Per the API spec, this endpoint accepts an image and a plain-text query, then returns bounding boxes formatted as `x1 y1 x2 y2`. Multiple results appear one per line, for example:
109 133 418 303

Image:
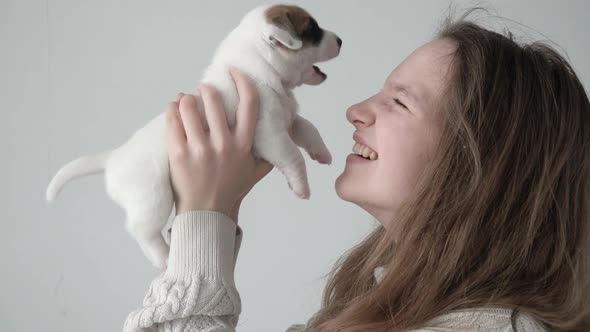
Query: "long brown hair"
306 11 590 332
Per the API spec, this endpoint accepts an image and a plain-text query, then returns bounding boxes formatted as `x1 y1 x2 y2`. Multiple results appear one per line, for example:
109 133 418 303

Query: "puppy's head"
247 4 342 86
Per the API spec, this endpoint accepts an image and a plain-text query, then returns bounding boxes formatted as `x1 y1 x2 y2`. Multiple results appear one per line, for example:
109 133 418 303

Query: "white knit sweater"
123 211 549 332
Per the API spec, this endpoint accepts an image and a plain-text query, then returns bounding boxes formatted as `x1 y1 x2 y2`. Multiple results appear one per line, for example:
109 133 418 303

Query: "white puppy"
46 4 341 270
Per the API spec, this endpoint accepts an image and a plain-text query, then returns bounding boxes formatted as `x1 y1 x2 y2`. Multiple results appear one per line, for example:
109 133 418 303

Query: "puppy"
46 4 341 270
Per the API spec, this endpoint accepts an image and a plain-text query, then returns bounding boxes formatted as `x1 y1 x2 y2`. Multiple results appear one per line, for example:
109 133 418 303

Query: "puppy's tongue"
313 65 327 78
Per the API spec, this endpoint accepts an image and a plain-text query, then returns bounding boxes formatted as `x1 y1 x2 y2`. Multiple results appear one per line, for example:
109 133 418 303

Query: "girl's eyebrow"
390 82 422 105
387 80 434 117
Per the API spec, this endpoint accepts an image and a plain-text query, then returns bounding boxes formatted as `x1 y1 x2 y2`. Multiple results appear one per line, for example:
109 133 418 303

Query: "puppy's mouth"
313 65 327 79
301 65 327 86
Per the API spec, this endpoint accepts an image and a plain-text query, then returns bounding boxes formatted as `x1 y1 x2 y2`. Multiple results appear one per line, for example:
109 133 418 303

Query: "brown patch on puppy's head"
264 4 324 49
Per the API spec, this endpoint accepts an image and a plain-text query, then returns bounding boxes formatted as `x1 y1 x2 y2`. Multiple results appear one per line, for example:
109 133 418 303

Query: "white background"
2 0 589 331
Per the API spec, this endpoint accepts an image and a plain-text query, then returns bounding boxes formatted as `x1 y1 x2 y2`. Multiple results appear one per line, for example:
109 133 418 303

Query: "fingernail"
174 92 184 103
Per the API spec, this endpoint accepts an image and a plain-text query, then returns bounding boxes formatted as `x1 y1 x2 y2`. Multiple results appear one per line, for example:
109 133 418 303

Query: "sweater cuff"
165 210 238 281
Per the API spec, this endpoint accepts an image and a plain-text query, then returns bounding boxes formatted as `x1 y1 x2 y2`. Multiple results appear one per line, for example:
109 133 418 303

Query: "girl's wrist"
174 196 242 222
175 201 233 218
229 200 242 224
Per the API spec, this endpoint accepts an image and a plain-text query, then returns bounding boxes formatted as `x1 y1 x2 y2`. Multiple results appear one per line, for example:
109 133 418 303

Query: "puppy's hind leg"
125 202 173 271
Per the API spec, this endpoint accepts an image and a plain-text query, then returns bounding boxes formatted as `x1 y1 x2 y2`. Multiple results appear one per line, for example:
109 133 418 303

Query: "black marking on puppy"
301 17 324 46
265 5 325 49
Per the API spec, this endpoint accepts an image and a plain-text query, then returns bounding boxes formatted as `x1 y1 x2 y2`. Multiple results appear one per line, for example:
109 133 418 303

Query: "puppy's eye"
393 98 408 109
302 18 323 44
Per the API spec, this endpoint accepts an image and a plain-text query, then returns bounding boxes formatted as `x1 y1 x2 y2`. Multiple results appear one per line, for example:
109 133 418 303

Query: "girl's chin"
334 176 346 199
334 174 358 203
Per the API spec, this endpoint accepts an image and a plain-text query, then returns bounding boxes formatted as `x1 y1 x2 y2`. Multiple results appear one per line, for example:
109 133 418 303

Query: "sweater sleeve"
123 210 243 332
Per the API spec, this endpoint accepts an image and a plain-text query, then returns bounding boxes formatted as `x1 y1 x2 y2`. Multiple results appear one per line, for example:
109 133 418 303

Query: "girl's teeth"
362 148 370 158
352 142 378 160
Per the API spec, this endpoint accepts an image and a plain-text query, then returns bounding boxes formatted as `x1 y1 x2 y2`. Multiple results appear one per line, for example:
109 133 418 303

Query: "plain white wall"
2 0 588 331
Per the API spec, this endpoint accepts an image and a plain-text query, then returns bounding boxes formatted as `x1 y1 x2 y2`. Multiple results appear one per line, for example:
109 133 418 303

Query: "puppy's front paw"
295 188 310 199
310 149 332 165
288 181 310 199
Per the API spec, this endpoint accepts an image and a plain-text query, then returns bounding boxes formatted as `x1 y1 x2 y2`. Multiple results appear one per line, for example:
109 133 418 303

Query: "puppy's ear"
262 23 302 50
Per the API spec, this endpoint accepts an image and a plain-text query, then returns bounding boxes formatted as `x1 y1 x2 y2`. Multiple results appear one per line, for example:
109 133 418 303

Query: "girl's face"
335 38 457 228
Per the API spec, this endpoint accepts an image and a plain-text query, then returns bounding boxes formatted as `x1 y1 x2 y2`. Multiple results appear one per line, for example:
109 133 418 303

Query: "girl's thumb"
254 159 274 180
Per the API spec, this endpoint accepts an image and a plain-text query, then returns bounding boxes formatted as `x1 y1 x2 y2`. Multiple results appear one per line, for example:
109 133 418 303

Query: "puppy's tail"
46 150 111 202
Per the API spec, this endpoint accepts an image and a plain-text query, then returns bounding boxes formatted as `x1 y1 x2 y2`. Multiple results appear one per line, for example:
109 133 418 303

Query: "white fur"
46 4 341 270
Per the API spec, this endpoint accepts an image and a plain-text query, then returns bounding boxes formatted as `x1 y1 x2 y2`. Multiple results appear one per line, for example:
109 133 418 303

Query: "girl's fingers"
165 101 188 156
174 92 184 103
230 67 259 148
178 94 207 144
199 84 231 145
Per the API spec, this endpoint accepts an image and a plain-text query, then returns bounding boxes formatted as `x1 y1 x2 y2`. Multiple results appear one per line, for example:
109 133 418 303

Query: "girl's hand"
165 68 273 220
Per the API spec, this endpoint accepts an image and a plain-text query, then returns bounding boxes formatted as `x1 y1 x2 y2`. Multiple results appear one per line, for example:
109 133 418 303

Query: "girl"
124 12 590 332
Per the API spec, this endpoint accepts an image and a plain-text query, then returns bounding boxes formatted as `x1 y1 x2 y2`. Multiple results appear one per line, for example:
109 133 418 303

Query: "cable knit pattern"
123 211 243 332
123 210 549 332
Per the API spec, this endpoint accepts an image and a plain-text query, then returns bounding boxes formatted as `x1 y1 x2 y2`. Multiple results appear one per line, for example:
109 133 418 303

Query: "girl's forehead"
386 39 457 109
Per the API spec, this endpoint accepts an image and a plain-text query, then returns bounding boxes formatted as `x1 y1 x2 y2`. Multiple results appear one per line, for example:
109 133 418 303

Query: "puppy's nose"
336 37 342 47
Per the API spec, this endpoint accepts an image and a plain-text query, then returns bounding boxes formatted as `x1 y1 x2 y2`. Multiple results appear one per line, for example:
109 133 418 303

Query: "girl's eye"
393 98 408 109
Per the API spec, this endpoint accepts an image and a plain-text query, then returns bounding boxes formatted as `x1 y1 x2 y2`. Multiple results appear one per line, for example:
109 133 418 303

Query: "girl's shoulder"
415 307 549 332
284 308 549 332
